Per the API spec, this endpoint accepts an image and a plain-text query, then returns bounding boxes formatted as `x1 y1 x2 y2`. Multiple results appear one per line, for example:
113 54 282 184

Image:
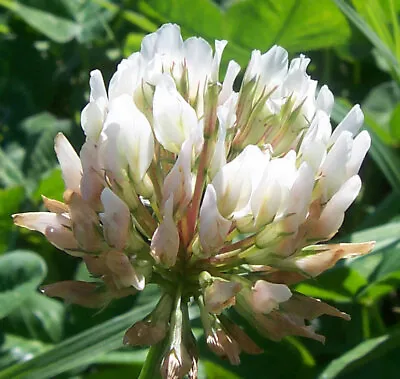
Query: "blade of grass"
319 329 400 379
0 299 157 379
389 0 400 61
364 0 394 51
93 0 157 32
333 0 400 80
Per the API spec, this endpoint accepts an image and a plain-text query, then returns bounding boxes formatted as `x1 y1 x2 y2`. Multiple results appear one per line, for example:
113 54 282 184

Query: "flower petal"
150 195 180 267
153 75 199 153
251 280 292 314
329 104 364 145
295 242 375 277
162 139 194 213
199 184 232 256
54 133 82 192
100 188 131 249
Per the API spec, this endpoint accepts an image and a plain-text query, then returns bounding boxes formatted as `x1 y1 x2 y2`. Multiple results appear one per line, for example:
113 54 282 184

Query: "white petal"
162 139 194 213
140 30 158 61
217 92 238 130
251 151 299 227
251 280 292 314
212 145 263 217
243 50 262 84
209 124 227 180
153 23 183 58
299 111 331 171
265 151 297 214
251 178 281 229
150 195 179 267
100 188 131 249
285 162 314 228
259 45 289 90
105 94 154 181
219 60 241 105
289 54 311 72
153 75 199 153
316 85 334 115
199 184 232 256
321 131 353 201
13 212 70 234
89 70 107 103
54 133 82 192
317 175 361 237
211 40 228 82
184 37 213 100
101 122 124 182
118 98 154 181
80 140 104 204
81 102 105 141
329 105 364 145
347 130 371 177
108 56 142 100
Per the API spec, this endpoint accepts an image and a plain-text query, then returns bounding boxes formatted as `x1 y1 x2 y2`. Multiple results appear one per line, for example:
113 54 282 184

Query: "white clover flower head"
13 23 374 378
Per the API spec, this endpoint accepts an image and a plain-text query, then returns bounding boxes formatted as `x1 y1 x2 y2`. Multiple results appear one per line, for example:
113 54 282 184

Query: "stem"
138 342 165 379
370 303 386 334
217 234 256 254
149 161 163 213
361 306 371 339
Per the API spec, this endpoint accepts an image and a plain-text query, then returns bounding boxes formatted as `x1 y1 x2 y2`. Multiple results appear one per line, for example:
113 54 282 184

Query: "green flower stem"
361 305 371 339
138 341 165 379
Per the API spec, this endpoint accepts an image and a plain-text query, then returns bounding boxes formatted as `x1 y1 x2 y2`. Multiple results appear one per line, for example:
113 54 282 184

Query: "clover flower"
14 24 374 379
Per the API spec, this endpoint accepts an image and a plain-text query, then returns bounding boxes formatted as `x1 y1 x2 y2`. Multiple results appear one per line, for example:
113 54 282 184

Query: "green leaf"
61 0 115 43
0 334 51 371
95 0 158 32
0 187 24 253
0 147 25 188
225 0 351 54
318 329 400 379
94 349 148 365
389 103 400 141
0 250 47 319
138 0 223 37
362 81 400 145
359 192 400 230
350 220 400 254
202 360 241 379
0 294 158 379
3 293 65 343
295 267 368 303
347 221 400 303
357 270 400 304
139 0 351 66
0 0 80 43
20 112 72 181
32 168 64 204
333 0 400 80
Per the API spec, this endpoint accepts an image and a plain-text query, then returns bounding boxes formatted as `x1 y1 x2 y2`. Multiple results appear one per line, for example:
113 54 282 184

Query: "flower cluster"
14 24 374 379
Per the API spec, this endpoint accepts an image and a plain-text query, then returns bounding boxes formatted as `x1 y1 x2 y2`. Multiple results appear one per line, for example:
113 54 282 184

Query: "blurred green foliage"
0 0 399 378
